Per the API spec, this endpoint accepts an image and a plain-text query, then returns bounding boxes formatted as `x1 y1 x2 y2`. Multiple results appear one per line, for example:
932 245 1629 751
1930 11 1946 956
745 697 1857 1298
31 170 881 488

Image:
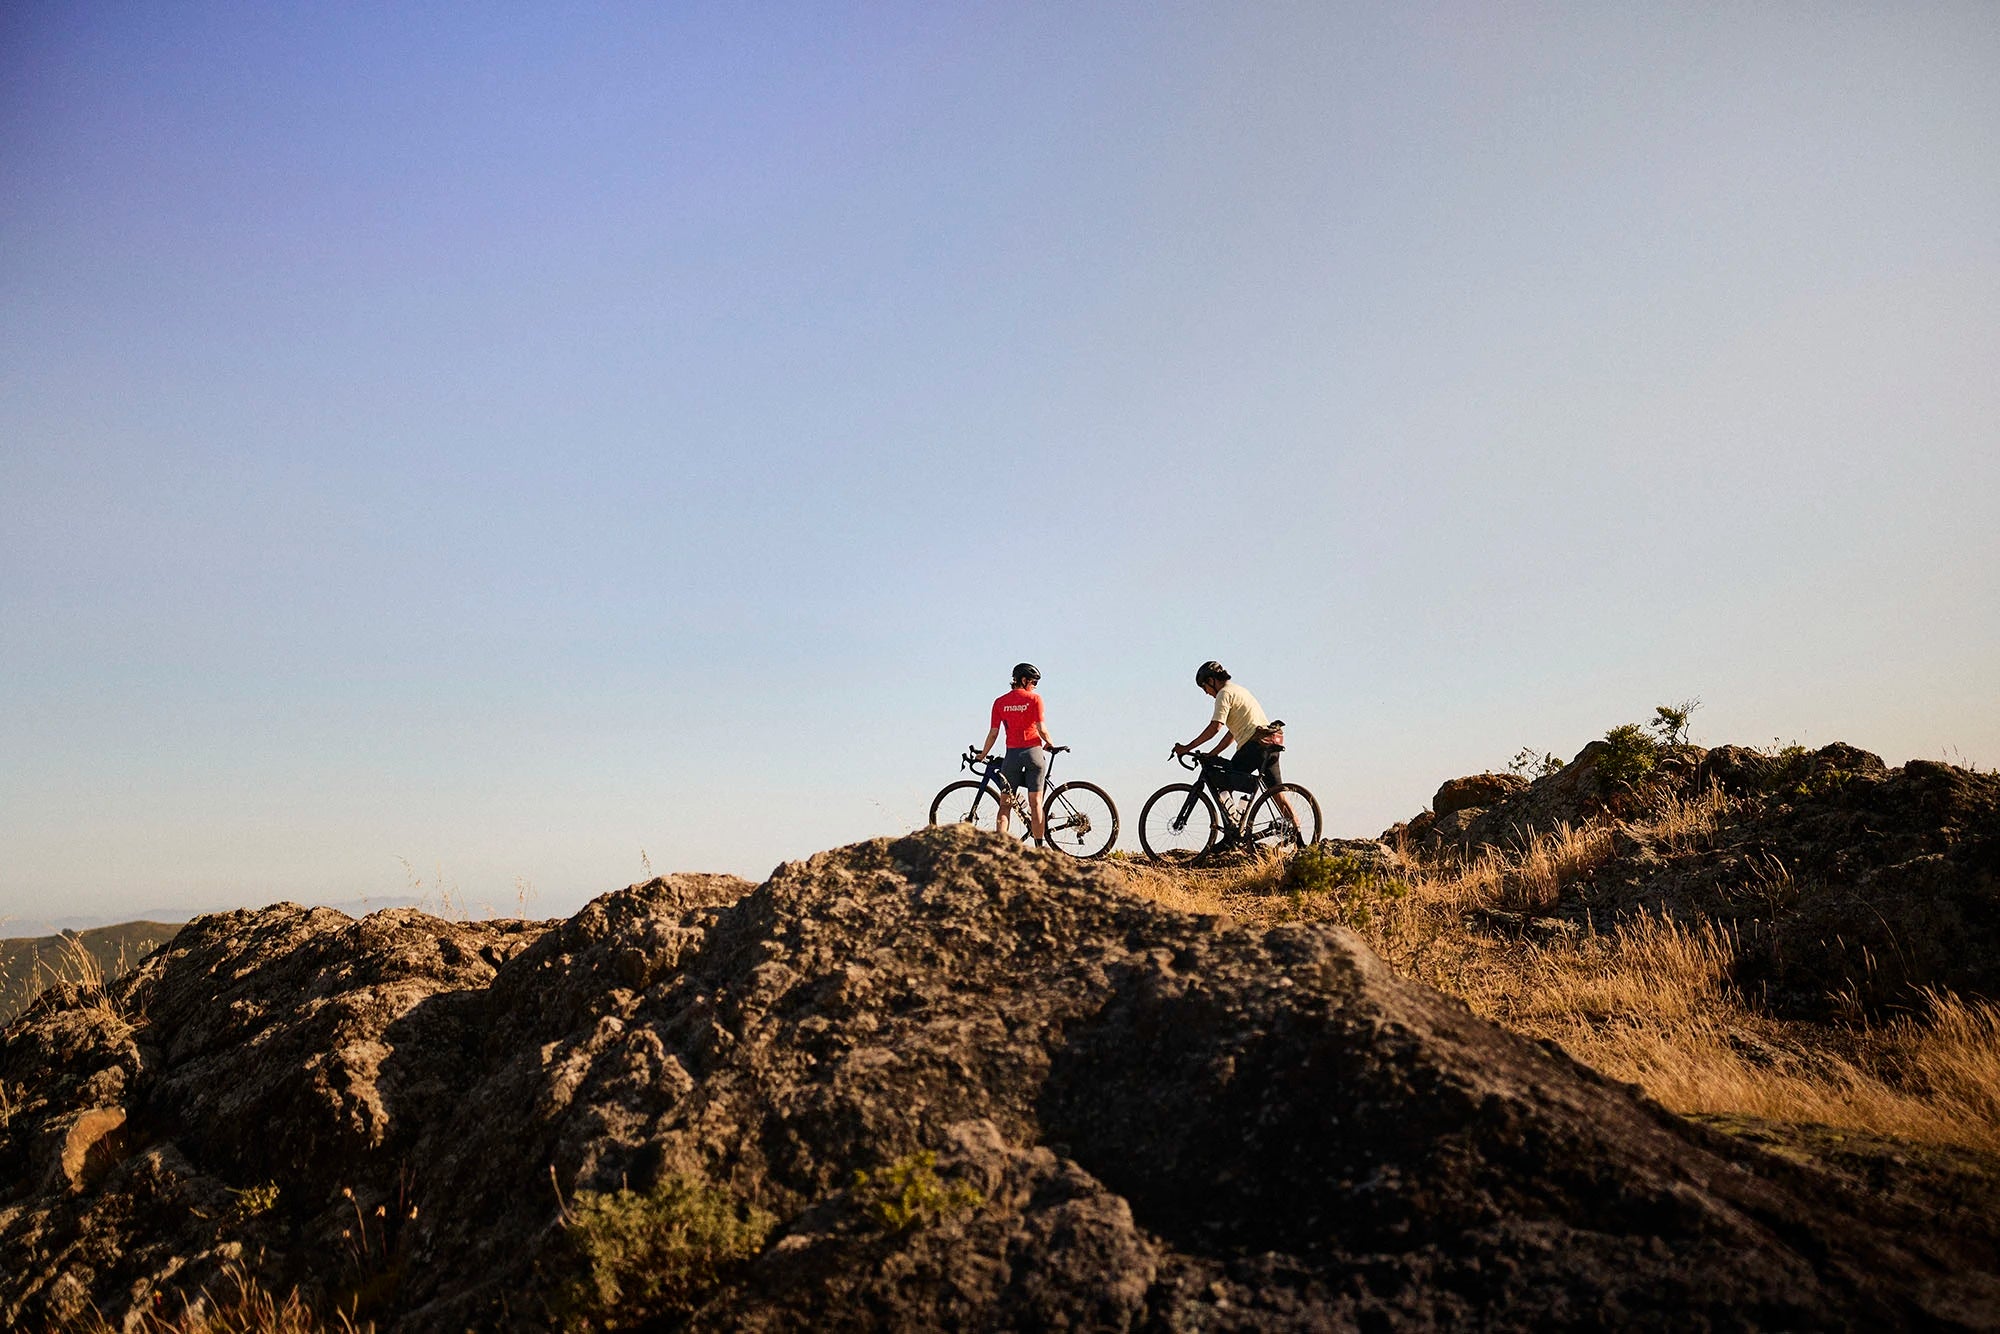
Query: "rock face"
4 831 1998 1330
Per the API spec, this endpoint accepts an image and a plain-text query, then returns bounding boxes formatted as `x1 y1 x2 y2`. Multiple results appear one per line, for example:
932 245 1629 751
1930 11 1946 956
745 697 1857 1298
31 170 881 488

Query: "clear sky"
5 2 1997 925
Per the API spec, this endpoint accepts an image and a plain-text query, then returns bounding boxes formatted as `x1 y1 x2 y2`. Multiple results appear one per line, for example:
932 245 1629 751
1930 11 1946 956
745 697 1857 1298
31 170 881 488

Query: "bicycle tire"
1138 783 1219 861
1042 781 1119 859
1247 783 1322 849
928 780 1021 837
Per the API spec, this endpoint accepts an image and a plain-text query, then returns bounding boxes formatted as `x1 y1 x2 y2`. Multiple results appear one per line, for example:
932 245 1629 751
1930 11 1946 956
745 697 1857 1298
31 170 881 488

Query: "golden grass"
75 1265 369 1334
1110 792 2000 1155
4 923 179 1028
22 934 133 1030
1646 781 1736 854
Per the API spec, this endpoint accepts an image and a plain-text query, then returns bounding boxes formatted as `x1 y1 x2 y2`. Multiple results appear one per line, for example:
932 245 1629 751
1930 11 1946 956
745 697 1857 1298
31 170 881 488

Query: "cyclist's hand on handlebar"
1048 744 1070 754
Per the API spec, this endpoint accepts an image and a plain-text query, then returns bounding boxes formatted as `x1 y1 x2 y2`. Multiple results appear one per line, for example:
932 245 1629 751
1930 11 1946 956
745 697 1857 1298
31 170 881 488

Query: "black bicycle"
928 746 1120 859
1138 749 1322 861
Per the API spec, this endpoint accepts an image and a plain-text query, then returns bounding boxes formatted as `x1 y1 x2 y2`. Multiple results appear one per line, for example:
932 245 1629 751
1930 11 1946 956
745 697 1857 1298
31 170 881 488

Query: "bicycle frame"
1170 753 1272 838
964 748 1062 808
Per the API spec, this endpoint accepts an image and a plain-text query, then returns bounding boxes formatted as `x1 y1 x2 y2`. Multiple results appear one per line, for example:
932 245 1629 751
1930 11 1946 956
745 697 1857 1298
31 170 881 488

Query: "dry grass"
75 1265 369 1333
33 934 131 1029
3 927 170 1029
1110 792 2000 1155
1646 781 1736 854
1104 848 1294 912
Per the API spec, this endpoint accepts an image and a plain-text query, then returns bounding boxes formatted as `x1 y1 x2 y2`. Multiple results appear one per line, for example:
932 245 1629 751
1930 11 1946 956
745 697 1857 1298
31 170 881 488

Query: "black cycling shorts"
1227 741 1284 791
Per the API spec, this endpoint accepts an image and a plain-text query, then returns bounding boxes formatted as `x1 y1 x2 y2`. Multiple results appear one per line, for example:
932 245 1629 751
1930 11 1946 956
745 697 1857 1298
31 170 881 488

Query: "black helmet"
1012 662 1041 684
1196 660 1229 686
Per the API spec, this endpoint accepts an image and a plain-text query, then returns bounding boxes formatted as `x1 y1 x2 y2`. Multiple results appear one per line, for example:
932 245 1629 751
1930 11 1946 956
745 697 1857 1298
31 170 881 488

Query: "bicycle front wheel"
1042 781 1118 859
1138 784 1219 861
929 780 1016 835
1247 784 1322 849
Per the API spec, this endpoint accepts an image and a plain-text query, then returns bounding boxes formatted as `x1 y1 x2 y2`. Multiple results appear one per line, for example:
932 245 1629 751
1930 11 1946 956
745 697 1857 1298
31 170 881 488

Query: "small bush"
1650 699 1700 747
1284 845 1410 926
1755 742 1864 801
852 1150 983 1233
557 1174 772 1330
1507 748 1564 780
1597 724 1659 791
229 1182 281 1220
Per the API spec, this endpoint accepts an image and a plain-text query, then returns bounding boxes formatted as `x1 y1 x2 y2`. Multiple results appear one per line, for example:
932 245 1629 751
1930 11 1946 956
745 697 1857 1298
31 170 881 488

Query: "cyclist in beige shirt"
1172 660 1300 841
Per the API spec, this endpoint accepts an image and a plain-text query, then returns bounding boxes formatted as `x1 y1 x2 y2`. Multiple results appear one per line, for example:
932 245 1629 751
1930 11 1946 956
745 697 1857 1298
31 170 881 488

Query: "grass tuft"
73 1263 364 1333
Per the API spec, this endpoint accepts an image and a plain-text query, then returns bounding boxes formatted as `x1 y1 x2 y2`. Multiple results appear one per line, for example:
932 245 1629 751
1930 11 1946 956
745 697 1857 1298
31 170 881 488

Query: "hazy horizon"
6 3 1997 923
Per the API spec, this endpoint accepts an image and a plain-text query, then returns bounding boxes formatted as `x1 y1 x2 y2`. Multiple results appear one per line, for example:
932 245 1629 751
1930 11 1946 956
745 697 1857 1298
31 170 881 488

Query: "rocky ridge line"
2 827 1996 1330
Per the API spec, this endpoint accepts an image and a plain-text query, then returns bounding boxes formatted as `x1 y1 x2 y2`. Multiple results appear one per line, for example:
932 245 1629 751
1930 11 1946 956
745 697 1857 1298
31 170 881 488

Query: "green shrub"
1597 723 1660 791
229 1181 280 1219
557 1174 773 1330
1757 742 1862 800
852 1150 983 1233
1649 699 1700 747
1283 844 1409 926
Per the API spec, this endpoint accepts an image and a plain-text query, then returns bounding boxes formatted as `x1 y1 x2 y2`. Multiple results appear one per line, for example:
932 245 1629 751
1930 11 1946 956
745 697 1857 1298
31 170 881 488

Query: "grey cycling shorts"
1001 746 1049 793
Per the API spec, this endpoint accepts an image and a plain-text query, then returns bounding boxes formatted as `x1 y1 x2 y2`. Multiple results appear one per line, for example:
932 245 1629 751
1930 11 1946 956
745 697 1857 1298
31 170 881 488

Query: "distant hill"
2 895 420 939
0 922 181 1026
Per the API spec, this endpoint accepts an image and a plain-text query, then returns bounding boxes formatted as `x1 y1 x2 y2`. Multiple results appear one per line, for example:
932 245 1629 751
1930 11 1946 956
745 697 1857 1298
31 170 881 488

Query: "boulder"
1432 772 1527 817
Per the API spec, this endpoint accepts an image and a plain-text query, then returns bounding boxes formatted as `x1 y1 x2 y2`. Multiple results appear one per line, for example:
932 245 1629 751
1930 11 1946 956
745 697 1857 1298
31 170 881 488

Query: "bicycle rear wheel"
1041 781 1118 859
1247 784 1322 849
928 780 1019 836
1138 784 1219 861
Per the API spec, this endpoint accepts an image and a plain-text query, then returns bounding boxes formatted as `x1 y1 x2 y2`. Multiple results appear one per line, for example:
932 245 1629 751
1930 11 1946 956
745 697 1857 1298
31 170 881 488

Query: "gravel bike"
1137 749 1321 861
928 746 1120 859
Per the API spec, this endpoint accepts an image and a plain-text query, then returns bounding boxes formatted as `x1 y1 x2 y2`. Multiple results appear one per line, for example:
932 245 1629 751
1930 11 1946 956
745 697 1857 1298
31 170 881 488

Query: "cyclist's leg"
1216 748 1257 843
1003 747 1051 843
1260 746 1300 829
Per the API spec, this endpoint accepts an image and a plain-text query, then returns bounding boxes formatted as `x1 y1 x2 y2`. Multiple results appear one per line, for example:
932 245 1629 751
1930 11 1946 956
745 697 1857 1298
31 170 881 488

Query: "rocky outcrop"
1395 742 1708 857
1430 772 1526 818
1386 742 2000 1019
3 832 1997 1330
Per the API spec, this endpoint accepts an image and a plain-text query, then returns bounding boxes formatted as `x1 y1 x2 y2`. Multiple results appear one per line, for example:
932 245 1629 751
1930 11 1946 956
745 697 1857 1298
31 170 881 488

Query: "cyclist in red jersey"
971 662 1057 845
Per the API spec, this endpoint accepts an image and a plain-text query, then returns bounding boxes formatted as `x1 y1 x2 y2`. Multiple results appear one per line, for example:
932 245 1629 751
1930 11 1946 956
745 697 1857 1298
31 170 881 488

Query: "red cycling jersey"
990 688 1046 748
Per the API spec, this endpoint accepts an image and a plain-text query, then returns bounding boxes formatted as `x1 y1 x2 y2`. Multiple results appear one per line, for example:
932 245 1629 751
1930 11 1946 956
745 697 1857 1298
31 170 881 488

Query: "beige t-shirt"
1211 682 1269 748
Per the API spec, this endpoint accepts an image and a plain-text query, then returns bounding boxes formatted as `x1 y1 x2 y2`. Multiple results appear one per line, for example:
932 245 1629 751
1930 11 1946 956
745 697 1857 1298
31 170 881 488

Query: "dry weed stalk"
396 859 466 921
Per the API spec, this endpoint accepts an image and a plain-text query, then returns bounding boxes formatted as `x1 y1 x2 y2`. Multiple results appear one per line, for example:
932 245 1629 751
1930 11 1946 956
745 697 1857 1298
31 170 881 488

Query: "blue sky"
4 3 1997 923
